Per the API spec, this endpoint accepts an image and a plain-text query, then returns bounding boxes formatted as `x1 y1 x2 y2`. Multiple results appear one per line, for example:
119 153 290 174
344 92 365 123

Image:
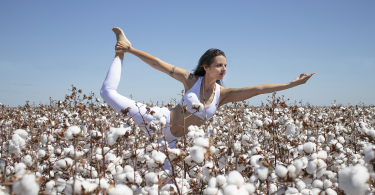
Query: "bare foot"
112 27 131 47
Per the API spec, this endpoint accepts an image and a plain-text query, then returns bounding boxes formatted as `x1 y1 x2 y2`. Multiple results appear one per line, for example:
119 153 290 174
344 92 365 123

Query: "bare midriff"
169 104 206 137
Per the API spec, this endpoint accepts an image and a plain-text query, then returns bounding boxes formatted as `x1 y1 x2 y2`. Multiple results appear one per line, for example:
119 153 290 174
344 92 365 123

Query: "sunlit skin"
112 27 315 137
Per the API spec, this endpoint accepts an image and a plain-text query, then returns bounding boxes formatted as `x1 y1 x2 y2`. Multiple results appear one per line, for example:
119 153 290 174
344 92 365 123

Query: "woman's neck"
202 76 216 92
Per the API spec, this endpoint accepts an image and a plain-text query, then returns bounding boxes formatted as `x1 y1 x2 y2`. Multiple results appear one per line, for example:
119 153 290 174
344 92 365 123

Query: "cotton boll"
324 188 337 195
190 146 206 163
227 170 244 188
312 180 323 189
300 189 313 195
297 145 304 154
37 149 46 158
145 172 158 186
296 180 306 191
338 164 370 195
253 120 263 127
124 165 134 173
311 188 322 195
294 159 303 172
285 124 295 136
151 150 166 165
22 155 33 166
287 164 297 178
306 160 318 175
303 142 316 153
318 135 325 143
337 136 345 144
65 130 74 140
70 126 81 134
13 173 40 195
367 130 375 137
41 133 48 145
256 166 268 181
238 185 250 195
48 134 55 142
45 180 56 195
209 146 216 154
15 163 27 177
323 179 332 189
223 184 239 195
364 145 375 162
275 165 288 178
208 177 217 188
153 113 162 120
216 175 227 187
14 129 28 139
195 137 209 148
250 155 263 169
285 187 299 195
268 184 277 194
318 151 327 160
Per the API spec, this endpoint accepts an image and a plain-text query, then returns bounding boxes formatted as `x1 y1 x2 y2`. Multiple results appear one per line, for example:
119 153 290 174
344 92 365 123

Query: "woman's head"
193 48 226 85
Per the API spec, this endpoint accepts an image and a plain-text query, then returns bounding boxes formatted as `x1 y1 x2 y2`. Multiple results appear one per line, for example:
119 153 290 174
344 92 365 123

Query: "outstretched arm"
219 73 315 105
116 41 193 85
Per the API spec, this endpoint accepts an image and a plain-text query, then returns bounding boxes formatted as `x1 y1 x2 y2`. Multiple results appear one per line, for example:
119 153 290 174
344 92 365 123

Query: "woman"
101 27 315 148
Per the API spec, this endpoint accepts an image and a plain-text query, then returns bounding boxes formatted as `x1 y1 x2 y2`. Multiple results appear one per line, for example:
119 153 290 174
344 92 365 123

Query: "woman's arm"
116 42 193 84
219 73 315 105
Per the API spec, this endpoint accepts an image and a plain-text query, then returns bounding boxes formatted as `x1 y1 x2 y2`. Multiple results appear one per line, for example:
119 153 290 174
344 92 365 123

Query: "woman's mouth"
220 73 225 76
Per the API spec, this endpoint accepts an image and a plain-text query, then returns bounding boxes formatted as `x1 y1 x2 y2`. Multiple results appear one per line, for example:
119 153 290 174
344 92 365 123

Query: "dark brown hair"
192 48 226 85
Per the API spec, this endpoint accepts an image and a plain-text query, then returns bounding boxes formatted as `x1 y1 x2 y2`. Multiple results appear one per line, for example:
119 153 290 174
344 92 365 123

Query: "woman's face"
204 55 227 80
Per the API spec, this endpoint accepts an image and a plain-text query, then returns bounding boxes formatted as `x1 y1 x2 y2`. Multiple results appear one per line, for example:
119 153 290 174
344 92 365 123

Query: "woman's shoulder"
184 74 200 92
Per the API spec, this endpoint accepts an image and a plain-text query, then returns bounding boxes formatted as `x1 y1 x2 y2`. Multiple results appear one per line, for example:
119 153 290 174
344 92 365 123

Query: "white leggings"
100 58 179 146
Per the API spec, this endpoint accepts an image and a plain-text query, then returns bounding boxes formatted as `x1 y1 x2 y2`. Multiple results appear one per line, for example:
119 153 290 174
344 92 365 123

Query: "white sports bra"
178 77 220 120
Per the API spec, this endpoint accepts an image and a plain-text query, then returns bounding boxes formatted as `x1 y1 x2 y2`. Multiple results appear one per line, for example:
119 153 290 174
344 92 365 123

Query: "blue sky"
1 1 374 107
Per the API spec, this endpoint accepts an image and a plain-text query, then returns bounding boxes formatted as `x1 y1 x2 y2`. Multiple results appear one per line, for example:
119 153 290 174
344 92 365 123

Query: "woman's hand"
291 72 315 86
115 41 131 54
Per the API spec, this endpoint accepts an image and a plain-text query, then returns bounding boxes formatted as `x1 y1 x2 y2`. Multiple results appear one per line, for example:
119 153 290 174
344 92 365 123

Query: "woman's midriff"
169 104 205 137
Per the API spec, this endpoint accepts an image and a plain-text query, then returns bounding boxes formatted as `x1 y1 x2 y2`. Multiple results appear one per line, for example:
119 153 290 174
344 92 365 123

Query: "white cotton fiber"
338 164 369 195
216 175 227 187
12 173 40 195
294 159 303 172
15 163 27 177
190 146 206 163
323 179 332 189
256 166 268 180
312 179 323 189
195 137 209 148
287 164 297 178
208 177 217 188
364 145 375 162
223 184 239 195
151 150 166 165
303 142 316 153
285 123 295 136
153 113 162 119
275 165 288 178
45 180 56 195
227 170 244 188
318 150 328 160
284 187 299 195
296 180 306 191
14 129 28 139
22 155 33 166
254 119 263 127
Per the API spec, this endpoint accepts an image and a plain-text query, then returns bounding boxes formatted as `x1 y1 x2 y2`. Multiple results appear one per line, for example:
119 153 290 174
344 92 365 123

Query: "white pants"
100 58 179 145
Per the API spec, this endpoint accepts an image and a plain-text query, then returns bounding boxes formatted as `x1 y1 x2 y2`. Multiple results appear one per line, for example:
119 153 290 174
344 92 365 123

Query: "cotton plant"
1 88 375 194
12 173 40 195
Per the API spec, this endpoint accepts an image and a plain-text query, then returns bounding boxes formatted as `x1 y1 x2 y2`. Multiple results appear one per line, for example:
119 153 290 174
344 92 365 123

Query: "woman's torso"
169 76 225 137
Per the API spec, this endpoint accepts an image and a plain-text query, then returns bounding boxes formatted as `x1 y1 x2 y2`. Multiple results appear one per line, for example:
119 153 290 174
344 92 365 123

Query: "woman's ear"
203 64 210 71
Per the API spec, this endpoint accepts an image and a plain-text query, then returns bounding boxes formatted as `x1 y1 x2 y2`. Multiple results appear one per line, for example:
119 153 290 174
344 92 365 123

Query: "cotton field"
0 87 374 195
